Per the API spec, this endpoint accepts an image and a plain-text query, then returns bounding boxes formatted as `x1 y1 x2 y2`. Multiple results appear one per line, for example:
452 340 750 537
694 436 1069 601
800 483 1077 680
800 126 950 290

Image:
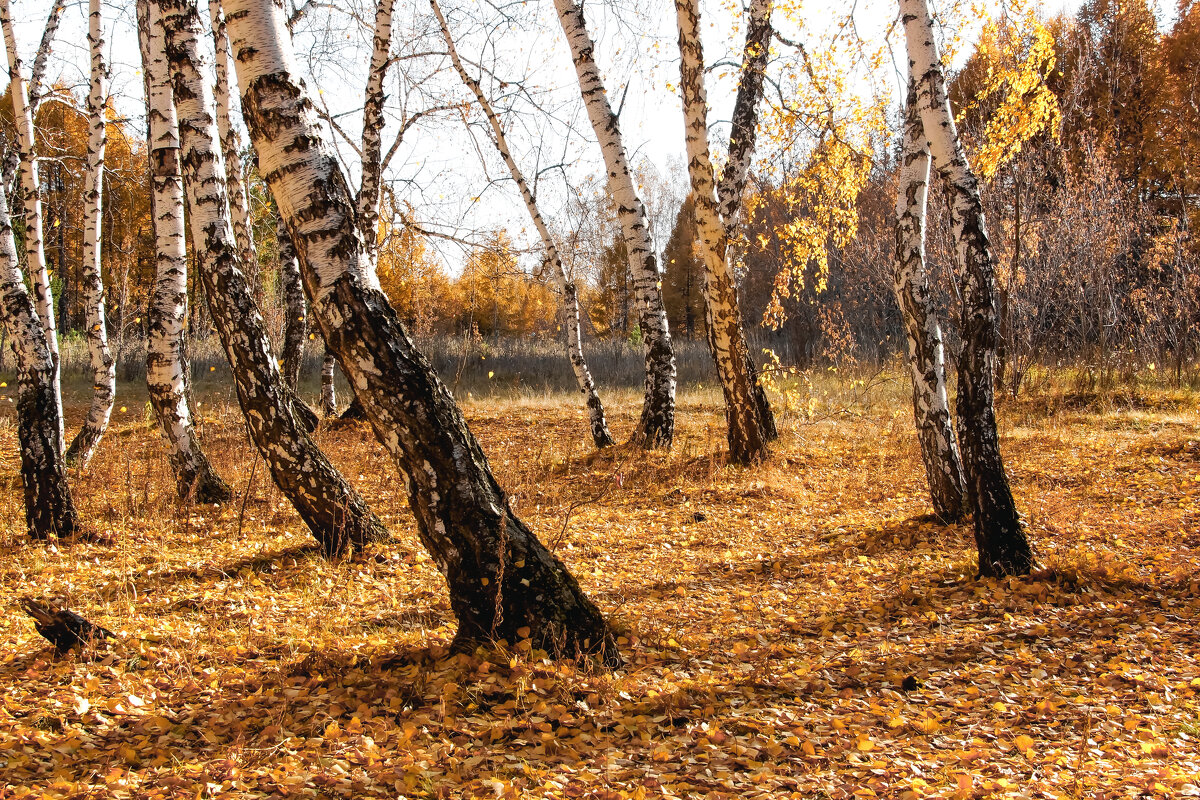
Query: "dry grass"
1 373 1198 798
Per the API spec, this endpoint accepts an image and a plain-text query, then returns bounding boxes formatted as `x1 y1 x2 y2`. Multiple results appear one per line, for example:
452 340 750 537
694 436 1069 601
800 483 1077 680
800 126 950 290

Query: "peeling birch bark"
901 0 1032 576
65 0 117 469
139 0 235 504
151 0 386 555
0 177 78 539
355 0 396 271
675 0 768 464
892 79 967 521
209 0 259 294
432 0 613 448
552 0 676 449
278 213 307 390
1 0 63 455
225 0 617 663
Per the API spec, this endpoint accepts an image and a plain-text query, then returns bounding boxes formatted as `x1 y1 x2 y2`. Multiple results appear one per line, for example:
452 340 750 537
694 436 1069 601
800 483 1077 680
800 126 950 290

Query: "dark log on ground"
339 397 367 421
20 597 115 654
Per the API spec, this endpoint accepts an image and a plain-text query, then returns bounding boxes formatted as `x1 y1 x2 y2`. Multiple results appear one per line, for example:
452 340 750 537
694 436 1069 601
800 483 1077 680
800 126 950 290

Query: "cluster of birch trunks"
0 0 1031 663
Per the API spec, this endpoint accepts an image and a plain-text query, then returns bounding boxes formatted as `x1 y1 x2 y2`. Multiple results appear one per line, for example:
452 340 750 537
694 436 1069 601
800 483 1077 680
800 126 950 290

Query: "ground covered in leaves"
1 377 1199 799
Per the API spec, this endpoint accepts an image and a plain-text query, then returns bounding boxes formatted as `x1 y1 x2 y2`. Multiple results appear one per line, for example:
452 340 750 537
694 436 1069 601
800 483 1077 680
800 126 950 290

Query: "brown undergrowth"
1 378 1198 798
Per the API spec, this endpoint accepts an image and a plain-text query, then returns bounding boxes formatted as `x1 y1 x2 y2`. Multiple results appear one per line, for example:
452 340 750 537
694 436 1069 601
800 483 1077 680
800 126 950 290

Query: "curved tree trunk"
151 0 386 555
901 0 1032 576
892 79 966 521
432 0 613 448
139 0 235 504
355 0 396 272
65 0 117 469
552 0 676 449
277 212 307 391
26 0 67 111
675 0 768 464
0 181 78 539
208 0 259 294
714 0 776 443
225 0 616 663
1 0 63 456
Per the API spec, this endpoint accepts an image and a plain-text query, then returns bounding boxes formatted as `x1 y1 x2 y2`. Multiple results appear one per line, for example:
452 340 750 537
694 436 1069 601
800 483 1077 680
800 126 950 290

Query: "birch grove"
1 0 63 455
901 0 1034 576
553 0 677 450
150 0 387 555
432 0 614 448
223 0 616 661
64 0 117 469
137 1 233 504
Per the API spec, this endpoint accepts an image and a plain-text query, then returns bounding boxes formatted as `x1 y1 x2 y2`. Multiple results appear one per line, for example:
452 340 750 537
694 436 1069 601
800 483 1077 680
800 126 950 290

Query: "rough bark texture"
65 0 117 469
225 0 616 663
27 0 66 111
153 0 386 555
1 0 64 455
355 0 396 271
0 178 78 539
675 0 769 464
901 0 1032 576
713 0 776 443
892 80 967 521
140 2 233 504
433 0 613 448
552 0 676 449
209 0 259 294
277 212 307 391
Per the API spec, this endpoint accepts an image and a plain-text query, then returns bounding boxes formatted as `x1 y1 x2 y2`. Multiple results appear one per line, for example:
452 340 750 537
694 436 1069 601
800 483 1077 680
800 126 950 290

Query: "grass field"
1 370 1198 798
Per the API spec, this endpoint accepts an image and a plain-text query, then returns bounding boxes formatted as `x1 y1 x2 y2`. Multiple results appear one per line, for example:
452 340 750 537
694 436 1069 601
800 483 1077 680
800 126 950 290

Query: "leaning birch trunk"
225 0 617 662
432 0 613 448
675 0 768 464
152 0 386 556
1 0 63 455
208 0 259 293
713 0 776 442
138 1 232 504
552 0 676 449
27 0 66 111
65 0 116 468
892 79 966 521
355 0 396 271
320 348 337 416
901 0 1032 576
0 185 78 539
277 213 307 390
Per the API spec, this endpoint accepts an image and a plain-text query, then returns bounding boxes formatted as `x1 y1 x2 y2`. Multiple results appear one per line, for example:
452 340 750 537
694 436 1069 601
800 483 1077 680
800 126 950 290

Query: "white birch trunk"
209 0 259 292
152 0 385 554
320 348 337 416
224 0 616 662
0 172 78 538
432 0 613 447
27 0 66 112
675 0 767 464
277 212 307 390
138 0 232 503
552 0 676 448
1 0 63 455
901 0 1032 576
355 0 396 271
65 0 116 468
892 79 966 520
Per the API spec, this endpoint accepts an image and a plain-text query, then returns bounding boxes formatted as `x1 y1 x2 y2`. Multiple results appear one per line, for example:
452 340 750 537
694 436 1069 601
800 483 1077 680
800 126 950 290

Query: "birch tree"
901 0 1033 576
150 0 387 555
674 0 770 464
892 79 967 520
224 0 616 661
277 214 307 390
320 349 337 416
209 0 259 288
64 0 117 468
553 0 677 449
1 0 63 454
0 176 78 539
356 0 396 271
432 0 614 448
138 1 233 504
